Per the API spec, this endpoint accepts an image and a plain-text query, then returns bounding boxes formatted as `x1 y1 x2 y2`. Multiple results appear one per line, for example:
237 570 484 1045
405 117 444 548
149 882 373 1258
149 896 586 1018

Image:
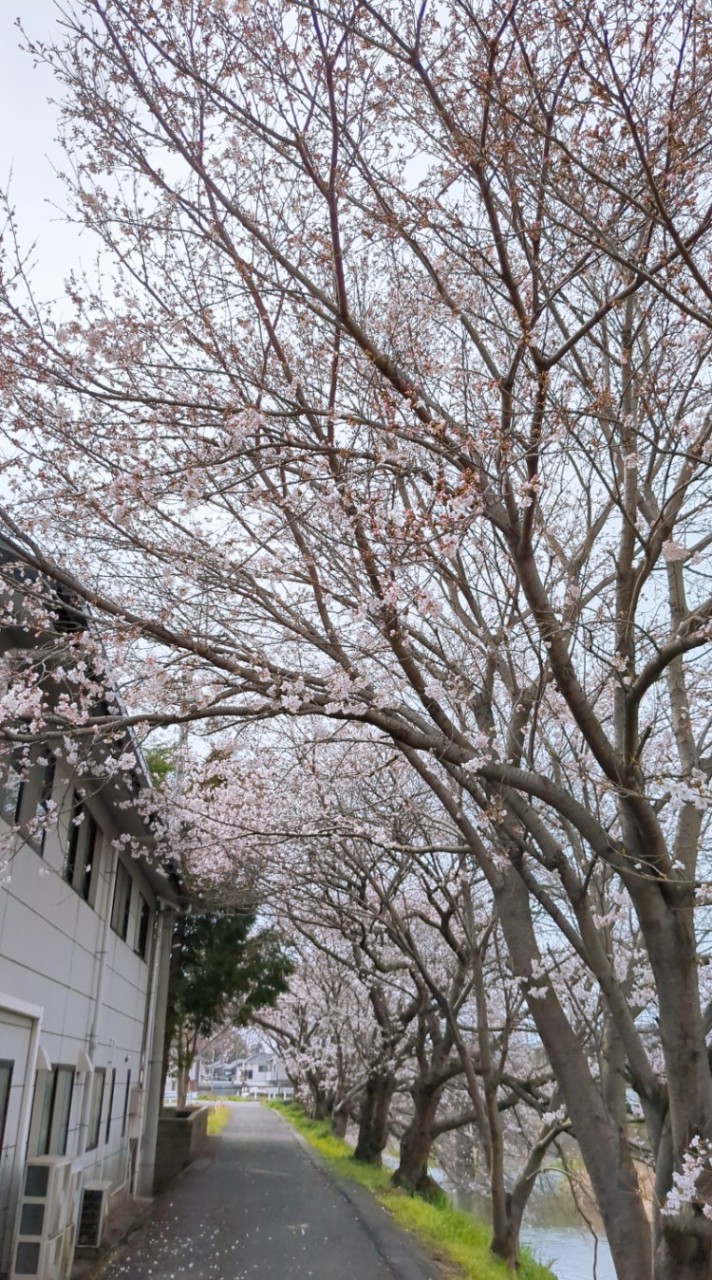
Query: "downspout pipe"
78 841 118 1156
135 900 174 1197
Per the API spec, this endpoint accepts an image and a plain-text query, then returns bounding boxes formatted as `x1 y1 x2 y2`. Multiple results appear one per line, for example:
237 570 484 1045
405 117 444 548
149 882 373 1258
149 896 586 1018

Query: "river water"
374 1137 619 1279
521 1223 616 1280
452 1172 618 1280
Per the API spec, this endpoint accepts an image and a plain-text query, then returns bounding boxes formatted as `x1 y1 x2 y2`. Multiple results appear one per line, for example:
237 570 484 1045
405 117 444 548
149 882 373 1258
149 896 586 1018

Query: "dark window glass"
34 756 56 855
111 862 132 942
0 752 23 826
2 751 57 853
86 1068 106 1151
34 1073 54 1157
53 1068 74 1155
0 1060 13 1148
65 795 99 902
30 1066 74 1158
105 1068 116 1143
64 798 80 885
80 813 97 900
121 1071 131 1137
135 896 151 959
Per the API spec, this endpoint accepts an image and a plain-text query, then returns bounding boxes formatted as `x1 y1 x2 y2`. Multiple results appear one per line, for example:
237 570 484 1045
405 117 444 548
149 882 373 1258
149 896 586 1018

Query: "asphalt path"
100 1102 439 1280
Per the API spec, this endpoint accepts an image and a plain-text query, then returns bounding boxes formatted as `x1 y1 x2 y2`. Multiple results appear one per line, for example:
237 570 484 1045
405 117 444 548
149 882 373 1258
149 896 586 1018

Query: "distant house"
235 1050 293 1099
191 1049 293 1100
0 542 180 1279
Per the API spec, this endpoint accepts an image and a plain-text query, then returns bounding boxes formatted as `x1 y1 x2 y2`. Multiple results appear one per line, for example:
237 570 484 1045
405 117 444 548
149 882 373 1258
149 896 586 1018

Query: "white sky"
0 0 86 301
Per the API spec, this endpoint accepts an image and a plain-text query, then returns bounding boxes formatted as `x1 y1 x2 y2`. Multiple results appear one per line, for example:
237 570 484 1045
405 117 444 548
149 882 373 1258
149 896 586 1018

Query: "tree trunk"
161 927 182 1110
490 1210 519 1272
485 1078 515 1267
177 1062 190 1110
354 1072 395 1165
655 1225 712 1280
493 1122 564 1271
160 1025 172 1112
392 1081 443 1194
624 869 712 1277
496 866 653 1280
305 1071 328 1120
446 950 518 1266
624 833 712 1138
331 1106 348 1139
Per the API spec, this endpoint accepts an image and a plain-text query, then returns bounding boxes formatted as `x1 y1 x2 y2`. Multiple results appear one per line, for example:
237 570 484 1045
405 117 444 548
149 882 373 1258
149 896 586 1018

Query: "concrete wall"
154 1106 210 1192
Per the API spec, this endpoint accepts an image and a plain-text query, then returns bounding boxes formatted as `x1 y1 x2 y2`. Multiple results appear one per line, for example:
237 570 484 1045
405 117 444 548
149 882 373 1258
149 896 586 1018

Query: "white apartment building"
0 544 180 1280
235 1050 294 1099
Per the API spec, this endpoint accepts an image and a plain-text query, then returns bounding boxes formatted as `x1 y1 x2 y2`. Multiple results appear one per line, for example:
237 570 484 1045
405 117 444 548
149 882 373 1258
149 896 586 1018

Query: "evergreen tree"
165 908 292 1108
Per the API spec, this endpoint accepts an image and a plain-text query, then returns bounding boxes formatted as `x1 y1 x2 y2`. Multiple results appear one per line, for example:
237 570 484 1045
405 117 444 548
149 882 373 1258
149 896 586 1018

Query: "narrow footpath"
100 1103 439 1280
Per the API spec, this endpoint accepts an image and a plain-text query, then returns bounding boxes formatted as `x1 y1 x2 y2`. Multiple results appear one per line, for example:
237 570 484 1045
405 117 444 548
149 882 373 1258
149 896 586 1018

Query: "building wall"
0 760 164 1273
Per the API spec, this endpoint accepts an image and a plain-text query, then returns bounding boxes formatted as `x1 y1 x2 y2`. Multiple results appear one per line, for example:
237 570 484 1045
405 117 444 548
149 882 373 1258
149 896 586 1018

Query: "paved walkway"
101 1103 438 1280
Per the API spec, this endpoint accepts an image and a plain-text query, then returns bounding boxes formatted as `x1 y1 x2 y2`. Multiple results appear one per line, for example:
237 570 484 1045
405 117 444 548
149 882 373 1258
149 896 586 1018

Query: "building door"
0 1010 33 1271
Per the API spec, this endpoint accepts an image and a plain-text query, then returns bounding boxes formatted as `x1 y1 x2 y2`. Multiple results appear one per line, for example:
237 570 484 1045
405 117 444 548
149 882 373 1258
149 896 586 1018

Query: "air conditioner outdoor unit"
76 1180 112 1249
10 1156 77 1280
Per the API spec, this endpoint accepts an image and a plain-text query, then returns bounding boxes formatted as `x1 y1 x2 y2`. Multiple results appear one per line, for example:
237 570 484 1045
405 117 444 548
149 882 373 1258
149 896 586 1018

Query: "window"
65 795 99 901
28 1066 74 1158
258 1064 267 1073
86 1068 106 1151
105 1067 117 1143
0 752 23 827
111 862 132 941
135 895 151 959
0 1061 13 1149
121 1071 131 1137
1 751 56 854
32 755 56 855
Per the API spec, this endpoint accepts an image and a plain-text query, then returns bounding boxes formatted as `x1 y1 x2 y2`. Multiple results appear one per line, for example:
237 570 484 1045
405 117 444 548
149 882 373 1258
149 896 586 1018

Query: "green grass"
207 1102 230 1135
266 1101 555 1280
198 1092 253 1102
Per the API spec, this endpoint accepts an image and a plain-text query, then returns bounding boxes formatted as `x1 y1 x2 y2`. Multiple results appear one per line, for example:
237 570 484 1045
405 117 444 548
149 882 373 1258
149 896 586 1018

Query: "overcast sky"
0 1 87 301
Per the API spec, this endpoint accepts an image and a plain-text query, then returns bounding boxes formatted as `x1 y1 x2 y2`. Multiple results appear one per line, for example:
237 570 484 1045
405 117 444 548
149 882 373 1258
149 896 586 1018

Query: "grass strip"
265 1100 555 1280
207 1102 230 1135
198 1093 254 1102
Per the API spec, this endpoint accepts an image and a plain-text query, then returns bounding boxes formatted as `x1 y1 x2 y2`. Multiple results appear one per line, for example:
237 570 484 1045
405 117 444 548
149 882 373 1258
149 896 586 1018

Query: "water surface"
521 1223 616 1280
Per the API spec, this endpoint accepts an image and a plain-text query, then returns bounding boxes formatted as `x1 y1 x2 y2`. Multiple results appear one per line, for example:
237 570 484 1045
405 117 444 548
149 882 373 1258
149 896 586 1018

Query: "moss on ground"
265 1100 555 1280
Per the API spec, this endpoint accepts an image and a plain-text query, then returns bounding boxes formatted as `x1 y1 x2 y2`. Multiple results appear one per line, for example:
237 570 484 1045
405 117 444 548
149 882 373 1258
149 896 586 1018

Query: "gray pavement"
100 1103 440 1280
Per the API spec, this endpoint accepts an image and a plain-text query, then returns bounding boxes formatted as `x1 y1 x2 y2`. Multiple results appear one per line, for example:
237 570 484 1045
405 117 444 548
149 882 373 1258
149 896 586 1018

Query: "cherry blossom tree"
255 936 371 1126
207 735 572 1264
1 3 712 1276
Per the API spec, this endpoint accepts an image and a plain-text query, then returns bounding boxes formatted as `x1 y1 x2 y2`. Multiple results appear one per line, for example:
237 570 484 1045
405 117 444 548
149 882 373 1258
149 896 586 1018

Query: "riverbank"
266 1100 555 1280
